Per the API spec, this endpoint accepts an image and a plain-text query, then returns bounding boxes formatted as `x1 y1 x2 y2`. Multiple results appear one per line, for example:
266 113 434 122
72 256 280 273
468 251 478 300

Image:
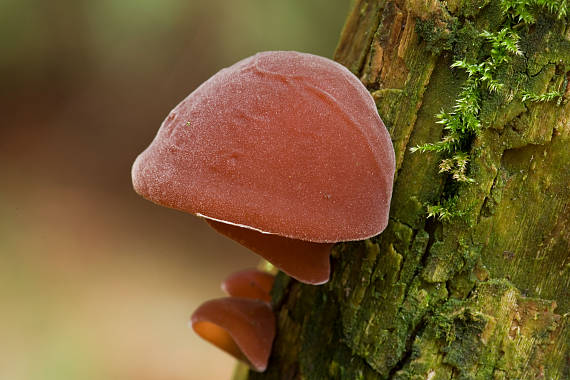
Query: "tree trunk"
243 1 569 379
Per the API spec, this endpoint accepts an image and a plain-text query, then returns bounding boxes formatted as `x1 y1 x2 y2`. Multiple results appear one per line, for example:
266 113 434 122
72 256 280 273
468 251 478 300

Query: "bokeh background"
0 1 349 379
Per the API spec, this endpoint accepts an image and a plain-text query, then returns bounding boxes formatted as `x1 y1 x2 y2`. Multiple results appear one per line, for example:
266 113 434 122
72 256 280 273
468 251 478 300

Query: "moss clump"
415 17 458 55
447 0 493 18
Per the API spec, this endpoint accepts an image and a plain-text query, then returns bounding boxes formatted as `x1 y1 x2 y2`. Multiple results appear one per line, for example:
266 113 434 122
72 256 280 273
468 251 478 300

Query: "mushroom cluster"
132 51 395 371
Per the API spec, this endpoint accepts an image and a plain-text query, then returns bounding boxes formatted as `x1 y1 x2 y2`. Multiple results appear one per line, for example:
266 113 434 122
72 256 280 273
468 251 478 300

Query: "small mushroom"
221 268 275 303
191 297 275 372
132 51 395 284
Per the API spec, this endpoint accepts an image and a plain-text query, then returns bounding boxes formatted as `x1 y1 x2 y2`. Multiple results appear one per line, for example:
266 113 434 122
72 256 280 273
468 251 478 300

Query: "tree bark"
243 1 569 379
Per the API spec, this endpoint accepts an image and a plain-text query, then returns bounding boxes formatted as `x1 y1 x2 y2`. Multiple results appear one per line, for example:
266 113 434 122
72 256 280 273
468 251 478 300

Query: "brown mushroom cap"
221 268 275 303
132 50 395 243
191 297 275 372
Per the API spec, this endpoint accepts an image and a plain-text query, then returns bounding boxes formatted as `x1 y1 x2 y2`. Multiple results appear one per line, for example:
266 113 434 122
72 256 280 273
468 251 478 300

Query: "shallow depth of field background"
0 1 348 379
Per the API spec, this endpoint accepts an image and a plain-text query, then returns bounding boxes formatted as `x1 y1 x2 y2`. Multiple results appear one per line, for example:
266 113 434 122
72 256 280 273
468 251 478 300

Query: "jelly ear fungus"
132 50 395 284
221 268 275 303
191 297 275 372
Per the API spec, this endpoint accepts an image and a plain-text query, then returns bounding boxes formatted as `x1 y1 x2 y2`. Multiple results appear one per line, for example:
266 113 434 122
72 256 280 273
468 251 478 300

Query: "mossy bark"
242 1 569 379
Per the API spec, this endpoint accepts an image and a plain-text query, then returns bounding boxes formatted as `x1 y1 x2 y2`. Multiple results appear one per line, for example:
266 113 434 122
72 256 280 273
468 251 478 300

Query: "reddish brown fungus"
191 297 275 372
221 268 275 302
210 220 332 285
132 51 395 284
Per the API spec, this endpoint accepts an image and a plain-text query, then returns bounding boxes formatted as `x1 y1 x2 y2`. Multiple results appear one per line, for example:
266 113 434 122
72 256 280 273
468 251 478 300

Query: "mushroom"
132 51 395 284
221 268 275 303
191 297 275 372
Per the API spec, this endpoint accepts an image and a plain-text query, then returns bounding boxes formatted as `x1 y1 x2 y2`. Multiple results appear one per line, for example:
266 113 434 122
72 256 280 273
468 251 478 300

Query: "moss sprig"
521 90 564 103
411 28 521 179
501 0 568 21
439 152 475 183
426 196 468 222
411 1 566 221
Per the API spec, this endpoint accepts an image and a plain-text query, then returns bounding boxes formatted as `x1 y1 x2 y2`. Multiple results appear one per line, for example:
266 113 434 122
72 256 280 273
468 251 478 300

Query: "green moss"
447 0 492 18
373 89 405 130
475 128 570 313
297 281 380 380
411 0 568 222
453 21 484 61
390 280 567 379
390 55 463 228
399 229 430 285
422 239 467 283
426 195 470 222
415 17 458 55
448 270 477 299
440 310 489 370
501 0 569 22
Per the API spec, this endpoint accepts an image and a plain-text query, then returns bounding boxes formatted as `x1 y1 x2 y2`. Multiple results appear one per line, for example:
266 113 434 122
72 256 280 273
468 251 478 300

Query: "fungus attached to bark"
209 220 333 285
221 268 275 303
132 50 395 284
191 297 275 372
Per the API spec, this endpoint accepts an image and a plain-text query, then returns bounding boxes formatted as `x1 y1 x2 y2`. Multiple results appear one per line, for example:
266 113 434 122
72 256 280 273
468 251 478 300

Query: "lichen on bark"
242 1 569 379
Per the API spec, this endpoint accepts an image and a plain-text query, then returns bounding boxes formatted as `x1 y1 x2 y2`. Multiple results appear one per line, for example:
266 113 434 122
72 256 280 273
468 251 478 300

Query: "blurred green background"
0 1 349 379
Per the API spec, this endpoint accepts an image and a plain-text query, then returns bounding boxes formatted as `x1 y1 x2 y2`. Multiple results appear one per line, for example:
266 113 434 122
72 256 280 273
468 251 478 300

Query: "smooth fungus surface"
132 51 395 242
